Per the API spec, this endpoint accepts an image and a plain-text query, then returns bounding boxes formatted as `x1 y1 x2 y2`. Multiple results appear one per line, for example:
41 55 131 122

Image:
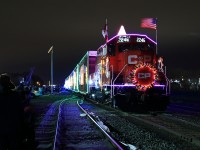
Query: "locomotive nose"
132 64 157 91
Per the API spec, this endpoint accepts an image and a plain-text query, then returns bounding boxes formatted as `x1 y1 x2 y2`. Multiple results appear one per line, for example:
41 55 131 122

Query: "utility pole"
48 46 53 94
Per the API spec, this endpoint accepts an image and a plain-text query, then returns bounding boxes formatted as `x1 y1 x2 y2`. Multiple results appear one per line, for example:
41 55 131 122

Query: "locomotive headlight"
89 79 93 85
92 94 95 98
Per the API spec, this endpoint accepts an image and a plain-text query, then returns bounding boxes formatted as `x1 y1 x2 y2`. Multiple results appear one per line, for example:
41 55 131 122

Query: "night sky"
1 0 200 85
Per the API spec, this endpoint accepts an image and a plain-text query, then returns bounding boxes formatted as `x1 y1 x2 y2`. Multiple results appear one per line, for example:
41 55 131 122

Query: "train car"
64 51 97 94
65 26 170 111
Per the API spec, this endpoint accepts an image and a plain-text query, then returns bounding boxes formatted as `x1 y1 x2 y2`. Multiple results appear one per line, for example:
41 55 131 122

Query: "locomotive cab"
64 26 170 112
94 31 170 111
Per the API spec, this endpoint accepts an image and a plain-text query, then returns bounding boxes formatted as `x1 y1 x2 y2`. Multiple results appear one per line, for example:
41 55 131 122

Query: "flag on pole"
102 19 108 42
141 18 157 30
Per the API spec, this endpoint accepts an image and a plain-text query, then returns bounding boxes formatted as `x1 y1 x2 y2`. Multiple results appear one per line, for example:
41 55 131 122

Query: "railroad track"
35 100 61 149
131 113 200 147
34 95 124 150
33 93 200 150
83 97 200 150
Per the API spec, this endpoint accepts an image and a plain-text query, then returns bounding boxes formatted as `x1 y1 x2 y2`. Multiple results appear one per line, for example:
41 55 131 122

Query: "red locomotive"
64 25 170 111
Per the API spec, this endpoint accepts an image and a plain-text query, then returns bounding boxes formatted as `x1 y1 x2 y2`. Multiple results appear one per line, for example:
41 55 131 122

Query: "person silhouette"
0 73 24 150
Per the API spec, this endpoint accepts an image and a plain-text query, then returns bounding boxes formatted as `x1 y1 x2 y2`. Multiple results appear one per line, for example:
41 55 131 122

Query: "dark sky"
1 0 200 84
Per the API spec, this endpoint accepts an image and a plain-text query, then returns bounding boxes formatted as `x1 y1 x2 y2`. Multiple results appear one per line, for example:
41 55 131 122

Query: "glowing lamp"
117 25 127 35
89 79 93 85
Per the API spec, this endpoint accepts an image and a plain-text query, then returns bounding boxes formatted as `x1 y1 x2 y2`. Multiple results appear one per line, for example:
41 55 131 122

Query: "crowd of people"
0 73 36 150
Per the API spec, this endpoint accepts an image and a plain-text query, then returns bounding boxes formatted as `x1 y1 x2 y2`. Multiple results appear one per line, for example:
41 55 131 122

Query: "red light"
131 64 157 91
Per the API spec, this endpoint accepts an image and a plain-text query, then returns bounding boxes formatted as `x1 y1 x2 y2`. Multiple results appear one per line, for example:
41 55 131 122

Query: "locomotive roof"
98 33 157 50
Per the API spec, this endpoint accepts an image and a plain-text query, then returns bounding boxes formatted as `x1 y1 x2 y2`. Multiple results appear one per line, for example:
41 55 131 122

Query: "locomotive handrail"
110 65 113 99
164 66 171 95
166 76 171 95
112 64 128 97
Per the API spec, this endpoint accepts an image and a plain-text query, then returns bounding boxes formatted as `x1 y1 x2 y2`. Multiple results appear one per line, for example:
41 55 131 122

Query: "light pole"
48 46 53 94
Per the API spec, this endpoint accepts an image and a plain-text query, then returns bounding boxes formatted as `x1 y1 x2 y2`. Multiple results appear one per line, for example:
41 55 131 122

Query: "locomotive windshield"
118 43 155 52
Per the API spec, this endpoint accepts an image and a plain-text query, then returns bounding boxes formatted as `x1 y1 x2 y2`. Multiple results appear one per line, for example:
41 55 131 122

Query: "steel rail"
77 100 124 150
52 98 68 150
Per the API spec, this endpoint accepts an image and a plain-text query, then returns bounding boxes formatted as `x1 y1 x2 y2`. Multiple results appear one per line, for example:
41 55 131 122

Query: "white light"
117 25 126 35
48 46 53 53
89 79 93 85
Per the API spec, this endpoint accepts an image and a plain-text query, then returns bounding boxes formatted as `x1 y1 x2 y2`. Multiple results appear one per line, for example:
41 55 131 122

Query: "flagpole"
141 18 157 54
106 18 108 42
51 48 53 94
156 18 158 55
48 46 54 94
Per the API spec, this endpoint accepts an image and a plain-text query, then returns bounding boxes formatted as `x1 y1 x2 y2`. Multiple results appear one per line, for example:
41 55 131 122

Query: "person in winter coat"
0 73 24 150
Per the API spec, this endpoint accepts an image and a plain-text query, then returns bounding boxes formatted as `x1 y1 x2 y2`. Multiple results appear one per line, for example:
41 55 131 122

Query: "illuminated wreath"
129 63 158 91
